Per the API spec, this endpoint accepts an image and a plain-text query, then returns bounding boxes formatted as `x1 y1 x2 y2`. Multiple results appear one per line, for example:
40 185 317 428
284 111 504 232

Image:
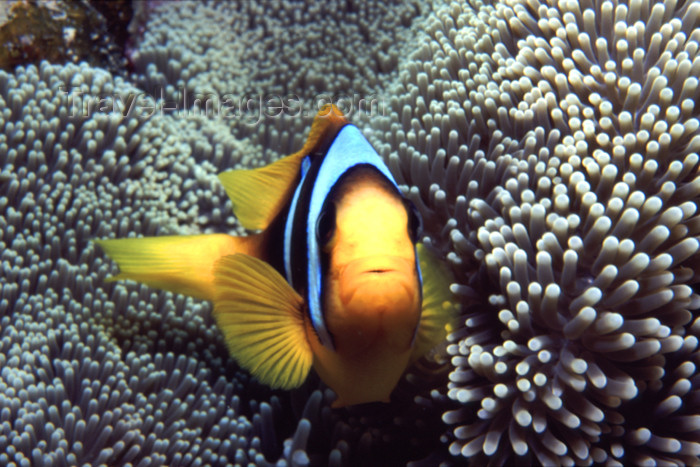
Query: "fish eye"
316 202 336 246
404 199 422 243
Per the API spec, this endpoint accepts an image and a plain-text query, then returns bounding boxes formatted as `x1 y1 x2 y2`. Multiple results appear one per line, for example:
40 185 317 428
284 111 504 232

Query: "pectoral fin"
411 244 459 361
213 253 312 389
95 233 265 301
218 104 348 231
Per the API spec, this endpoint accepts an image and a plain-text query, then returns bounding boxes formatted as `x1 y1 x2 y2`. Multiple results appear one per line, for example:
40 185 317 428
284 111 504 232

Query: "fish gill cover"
0 0 699 466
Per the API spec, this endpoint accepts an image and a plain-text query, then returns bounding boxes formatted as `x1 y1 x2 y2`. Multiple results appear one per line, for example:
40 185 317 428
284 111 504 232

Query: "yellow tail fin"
95 233 265 301
218 104 348 231
213 253 312 389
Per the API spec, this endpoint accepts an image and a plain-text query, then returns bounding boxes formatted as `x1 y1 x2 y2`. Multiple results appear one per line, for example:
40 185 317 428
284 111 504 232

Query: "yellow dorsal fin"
411 244 460 362
218 104 349 231
95 233 265 301
213 253 312 389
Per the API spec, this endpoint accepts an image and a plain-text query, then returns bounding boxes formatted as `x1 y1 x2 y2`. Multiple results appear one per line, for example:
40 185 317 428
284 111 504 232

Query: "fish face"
320 165 422 353
325 255 421 356
309 165 423 406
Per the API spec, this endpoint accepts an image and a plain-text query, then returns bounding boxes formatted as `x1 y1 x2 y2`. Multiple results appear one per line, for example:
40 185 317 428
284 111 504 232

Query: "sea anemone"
0 60 284 465
372 0 700 464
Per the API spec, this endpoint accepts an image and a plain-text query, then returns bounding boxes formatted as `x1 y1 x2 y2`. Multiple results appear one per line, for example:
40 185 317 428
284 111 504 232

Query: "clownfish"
96 105 456 407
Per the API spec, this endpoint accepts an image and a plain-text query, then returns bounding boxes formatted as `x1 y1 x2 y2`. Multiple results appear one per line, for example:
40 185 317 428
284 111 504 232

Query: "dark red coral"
0 0 132 75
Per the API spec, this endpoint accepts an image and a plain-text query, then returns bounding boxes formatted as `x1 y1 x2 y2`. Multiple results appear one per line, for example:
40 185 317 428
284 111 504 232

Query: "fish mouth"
338 255 420 310
342 256 413 277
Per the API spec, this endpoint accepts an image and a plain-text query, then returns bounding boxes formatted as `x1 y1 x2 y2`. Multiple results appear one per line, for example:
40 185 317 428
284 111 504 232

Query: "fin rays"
411 244 459 361
213 253 312 389
95 234 263 301
218 105 348 231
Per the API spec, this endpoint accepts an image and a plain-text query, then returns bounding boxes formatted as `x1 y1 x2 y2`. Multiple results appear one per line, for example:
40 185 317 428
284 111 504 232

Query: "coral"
0 0 130 74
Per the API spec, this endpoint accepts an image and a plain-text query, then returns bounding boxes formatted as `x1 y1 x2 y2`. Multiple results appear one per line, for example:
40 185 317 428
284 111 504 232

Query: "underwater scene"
1 0 699 465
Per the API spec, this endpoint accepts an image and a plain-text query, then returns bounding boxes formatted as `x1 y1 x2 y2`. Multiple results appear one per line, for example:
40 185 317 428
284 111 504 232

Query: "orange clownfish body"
96 105 456 407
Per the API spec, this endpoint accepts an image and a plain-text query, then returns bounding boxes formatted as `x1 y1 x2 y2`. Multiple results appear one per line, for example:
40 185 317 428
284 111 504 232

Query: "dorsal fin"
218 104 349 231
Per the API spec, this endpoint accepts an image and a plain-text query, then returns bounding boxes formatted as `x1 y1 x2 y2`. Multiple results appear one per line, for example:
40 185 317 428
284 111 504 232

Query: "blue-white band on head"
284 156 311 284
306 125 399 349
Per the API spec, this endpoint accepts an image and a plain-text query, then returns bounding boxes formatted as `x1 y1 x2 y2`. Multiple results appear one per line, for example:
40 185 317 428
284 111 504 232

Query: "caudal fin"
95 233 266 301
